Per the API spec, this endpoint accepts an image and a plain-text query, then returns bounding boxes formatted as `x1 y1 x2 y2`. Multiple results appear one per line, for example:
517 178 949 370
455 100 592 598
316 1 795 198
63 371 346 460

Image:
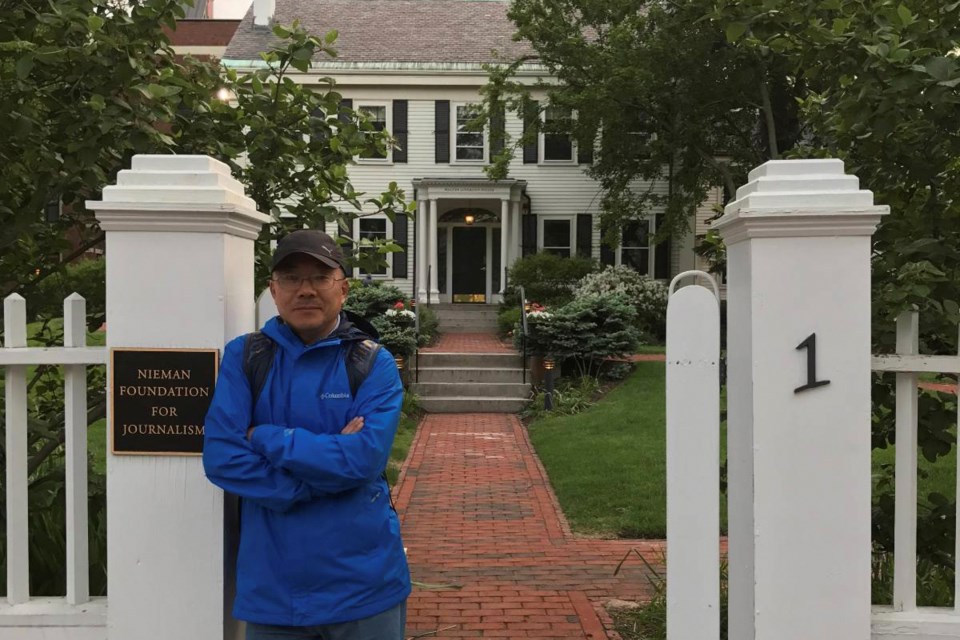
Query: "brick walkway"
420 332 514 353
394 412 663 639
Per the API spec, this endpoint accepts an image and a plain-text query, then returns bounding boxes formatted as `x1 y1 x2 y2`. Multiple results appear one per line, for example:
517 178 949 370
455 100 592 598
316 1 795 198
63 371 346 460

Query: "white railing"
871 310 960 637
0 293 108 638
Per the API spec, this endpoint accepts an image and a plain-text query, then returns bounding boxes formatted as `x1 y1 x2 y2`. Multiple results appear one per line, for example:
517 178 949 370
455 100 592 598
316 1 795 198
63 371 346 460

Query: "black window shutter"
654 215 671 279
392 100 408 163
435 100 450 163
577 139 593 165
521 214 538 257
490 103 505 158
599 219 616 266
338 98 353 125
392 215 408 278
522 100 539 164
338 224 354 278
576 214 593 258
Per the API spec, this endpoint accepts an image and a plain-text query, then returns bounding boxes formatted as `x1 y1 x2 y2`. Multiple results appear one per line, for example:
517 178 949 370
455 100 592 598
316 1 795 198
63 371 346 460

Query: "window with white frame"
358 103 389 161
619 219 652 275
541 106 574 162
453 104 486 161
540 217 573 257
357 217 390 275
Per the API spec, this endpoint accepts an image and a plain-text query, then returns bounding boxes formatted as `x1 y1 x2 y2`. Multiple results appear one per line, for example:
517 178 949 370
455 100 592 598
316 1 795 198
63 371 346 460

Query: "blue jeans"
245 602 406 640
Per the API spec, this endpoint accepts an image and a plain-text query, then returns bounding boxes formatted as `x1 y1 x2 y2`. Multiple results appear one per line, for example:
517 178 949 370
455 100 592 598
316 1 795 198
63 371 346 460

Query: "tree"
477 0 803 247
716 0 960 594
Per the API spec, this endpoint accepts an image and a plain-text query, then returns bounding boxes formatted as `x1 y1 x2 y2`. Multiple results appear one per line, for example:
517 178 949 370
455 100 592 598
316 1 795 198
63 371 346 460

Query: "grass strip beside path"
529 361 727 538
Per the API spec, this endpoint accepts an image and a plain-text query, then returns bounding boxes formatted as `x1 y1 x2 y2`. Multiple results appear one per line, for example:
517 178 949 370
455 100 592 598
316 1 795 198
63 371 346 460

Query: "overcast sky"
215 0 251 18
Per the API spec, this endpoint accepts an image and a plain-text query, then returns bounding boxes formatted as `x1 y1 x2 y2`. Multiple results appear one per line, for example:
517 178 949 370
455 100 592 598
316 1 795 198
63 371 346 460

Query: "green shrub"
574 265 668 342
515 293 640 379
522 375 600 420
344 279 407 318
505 252 597 307
416 304 439 346
497 307 521 337
31 258 105 329
370 305 418 360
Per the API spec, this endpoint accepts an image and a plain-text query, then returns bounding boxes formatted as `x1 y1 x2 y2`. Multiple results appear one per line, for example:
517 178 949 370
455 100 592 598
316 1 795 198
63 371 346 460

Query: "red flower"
394 301 405 310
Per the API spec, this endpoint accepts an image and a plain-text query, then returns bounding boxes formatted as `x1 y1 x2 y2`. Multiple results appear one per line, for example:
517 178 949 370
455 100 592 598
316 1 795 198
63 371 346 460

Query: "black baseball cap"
271 230 348 272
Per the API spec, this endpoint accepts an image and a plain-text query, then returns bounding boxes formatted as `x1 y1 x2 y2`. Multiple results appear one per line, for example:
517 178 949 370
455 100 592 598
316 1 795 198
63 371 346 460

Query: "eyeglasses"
272 274 346 291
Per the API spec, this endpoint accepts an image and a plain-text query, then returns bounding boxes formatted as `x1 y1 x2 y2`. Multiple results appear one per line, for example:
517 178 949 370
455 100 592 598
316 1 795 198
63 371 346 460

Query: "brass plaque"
452 294 486 303
110 348 219 456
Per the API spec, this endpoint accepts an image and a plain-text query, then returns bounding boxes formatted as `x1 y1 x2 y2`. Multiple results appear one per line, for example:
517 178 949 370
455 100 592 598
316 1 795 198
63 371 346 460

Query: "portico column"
416 199 427 302
511 200 522 267
499 199 509 295
428 199 439 302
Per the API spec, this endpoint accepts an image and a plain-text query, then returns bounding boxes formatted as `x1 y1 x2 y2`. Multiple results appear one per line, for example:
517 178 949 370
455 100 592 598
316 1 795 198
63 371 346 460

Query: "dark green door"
452 227 486 303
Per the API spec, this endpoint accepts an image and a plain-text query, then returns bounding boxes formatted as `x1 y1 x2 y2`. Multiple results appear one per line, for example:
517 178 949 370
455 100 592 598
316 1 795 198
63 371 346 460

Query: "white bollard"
666 272 720 640
89 155 270 640
714 159 887 640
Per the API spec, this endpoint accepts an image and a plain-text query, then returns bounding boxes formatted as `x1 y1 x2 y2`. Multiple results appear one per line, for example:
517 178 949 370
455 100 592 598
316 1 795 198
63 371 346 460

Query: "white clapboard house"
223 0 718 304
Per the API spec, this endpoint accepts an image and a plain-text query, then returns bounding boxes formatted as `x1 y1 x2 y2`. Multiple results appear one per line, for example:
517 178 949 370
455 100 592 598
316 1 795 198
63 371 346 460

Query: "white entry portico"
412 178 527 304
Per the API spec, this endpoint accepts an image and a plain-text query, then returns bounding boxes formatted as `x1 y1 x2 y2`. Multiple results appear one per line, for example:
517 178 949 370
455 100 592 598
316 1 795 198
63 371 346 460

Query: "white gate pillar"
714 159 887 640
89 155 270 640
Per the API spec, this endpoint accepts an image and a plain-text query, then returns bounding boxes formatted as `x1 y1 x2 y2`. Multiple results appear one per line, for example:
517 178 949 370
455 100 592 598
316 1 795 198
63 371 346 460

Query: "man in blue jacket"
203 229 411 640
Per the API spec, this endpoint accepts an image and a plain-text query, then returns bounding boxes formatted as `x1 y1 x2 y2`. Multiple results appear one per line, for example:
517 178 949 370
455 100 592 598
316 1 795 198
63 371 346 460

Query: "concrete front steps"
427 303 499 332
412 351 531 413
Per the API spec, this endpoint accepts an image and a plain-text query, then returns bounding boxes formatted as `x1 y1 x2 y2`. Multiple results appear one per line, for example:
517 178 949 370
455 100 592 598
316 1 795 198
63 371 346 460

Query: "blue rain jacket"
202 313 411 626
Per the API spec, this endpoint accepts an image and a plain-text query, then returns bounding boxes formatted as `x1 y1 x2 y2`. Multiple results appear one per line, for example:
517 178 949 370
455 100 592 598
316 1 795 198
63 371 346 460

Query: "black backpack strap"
243 331 277 405
344 338 382 398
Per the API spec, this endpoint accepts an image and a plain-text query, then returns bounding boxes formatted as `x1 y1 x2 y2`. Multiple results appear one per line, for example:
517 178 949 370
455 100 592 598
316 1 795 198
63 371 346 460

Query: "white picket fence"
871 310 960 638
666 297 960 639
0 293 108 638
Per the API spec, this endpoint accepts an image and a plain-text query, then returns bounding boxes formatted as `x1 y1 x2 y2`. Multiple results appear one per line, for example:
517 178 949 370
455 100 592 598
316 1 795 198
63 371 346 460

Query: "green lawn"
530 362 956 539
529 361 726 538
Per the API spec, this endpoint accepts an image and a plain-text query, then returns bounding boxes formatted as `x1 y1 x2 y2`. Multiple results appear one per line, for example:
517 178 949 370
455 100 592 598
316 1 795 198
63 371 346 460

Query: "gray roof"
224 0 536 65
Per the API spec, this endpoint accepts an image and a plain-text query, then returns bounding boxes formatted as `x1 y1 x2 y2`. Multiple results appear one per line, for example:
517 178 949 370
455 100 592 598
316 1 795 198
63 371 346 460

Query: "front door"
452 227 486 303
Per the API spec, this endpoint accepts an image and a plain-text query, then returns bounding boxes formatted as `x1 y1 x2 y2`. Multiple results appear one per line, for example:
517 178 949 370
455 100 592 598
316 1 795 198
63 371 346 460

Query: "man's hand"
245 417 363 442
340 416 364 434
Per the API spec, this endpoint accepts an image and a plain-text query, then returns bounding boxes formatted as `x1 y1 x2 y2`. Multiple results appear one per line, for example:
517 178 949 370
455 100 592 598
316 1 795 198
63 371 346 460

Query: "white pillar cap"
713 159 888 245
88 155 270 240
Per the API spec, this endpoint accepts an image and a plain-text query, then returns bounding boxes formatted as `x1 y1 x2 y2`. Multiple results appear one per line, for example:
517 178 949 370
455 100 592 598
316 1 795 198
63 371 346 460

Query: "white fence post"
666 272 720 640
88 155 269 640
63 293 90 606
893 311 919 612
714 159 887 640
3 294 29 605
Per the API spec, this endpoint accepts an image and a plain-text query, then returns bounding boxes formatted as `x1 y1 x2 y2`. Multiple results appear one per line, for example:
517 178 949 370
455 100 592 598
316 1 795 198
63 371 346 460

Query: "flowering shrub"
385 302 416 323
574 265 667 341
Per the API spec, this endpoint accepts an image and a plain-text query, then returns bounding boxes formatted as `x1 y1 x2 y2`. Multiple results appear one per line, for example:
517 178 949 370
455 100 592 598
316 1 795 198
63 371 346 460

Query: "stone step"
420 396 530 413
411 382 531 398
415 367 527 384
416 352 522 368
436 322 500 332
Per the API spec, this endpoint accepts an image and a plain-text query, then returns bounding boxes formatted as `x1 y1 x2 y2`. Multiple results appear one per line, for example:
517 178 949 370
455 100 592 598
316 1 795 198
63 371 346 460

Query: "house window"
542 106 574 162
454 104 485 161
619 219 651 275
358 103 389 161
541 218 573 257
357 218 389 275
